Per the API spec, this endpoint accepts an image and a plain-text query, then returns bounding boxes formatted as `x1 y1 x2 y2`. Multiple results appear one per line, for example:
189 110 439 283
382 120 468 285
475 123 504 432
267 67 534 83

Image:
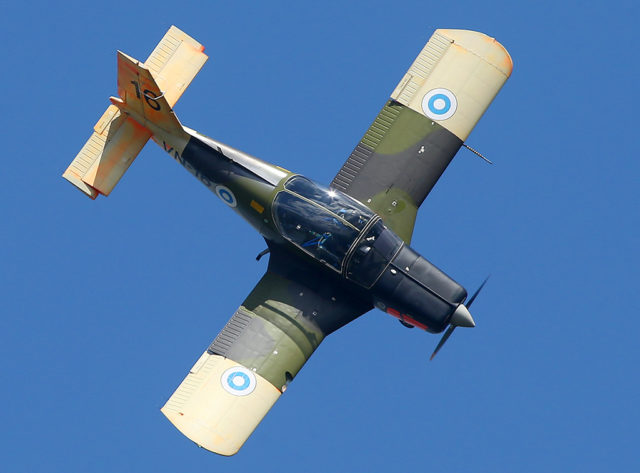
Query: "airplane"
63 26 512 456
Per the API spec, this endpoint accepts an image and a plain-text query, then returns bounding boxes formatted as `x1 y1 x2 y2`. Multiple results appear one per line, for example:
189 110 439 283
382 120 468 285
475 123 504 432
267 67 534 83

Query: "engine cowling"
370 245 467 333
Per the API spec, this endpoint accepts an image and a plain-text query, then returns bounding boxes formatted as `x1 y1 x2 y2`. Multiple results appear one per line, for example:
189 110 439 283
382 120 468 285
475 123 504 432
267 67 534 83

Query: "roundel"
221 366 257 396
421 88 458 121
215 185 237 207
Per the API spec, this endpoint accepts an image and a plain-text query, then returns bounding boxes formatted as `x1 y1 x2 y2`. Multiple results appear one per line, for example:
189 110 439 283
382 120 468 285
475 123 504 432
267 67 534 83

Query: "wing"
161 249 369 455
330 29 513 243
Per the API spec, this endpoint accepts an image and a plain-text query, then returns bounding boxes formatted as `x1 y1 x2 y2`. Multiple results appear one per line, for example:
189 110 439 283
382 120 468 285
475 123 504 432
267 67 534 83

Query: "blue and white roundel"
421 88 457 121
221 366 256 396
215 185 237 208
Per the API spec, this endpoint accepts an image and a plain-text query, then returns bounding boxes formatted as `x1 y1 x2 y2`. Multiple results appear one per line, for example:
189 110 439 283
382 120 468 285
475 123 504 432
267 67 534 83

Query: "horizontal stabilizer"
143 25 208 108
63 106 151 197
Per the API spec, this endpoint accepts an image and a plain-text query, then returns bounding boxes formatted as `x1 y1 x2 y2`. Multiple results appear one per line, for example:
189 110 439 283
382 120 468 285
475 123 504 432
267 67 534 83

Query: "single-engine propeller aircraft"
63 26 512 455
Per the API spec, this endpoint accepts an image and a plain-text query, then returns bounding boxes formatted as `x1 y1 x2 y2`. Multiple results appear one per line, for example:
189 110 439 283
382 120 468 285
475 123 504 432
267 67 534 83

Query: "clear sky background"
2 1 638 472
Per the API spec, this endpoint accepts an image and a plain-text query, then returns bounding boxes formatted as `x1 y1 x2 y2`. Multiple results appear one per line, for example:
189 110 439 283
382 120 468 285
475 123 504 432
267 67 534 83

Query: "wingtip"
436 29 513 77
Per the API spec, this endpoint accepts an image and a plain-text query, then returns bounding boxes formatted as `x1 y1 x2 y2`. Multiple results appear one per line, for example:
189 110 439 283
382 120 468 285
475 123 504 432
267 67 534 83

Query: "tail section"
114 51 183 135
63 26 208 199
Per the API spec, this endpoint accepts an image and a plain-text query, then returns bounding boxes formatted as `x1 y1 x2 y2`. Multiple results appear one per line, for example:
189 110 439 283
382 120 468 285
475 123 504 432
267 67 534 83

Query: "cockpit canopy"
273 176 375 271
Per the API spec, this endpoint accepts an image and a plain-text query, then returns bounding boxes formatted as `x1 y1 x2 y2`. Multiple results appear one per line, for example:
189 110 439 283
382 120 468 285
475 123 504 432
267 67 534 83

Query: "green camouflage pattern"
207 272 324 389
207 260 370 390
331 100 463 243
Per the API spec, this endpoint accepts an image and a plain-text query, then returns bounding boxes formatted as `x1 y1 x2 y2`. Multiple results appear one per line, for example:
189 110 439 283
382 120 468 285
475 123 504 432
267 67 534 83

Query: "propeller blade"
429 277 489 361
430 325 456 360
466 275 490 308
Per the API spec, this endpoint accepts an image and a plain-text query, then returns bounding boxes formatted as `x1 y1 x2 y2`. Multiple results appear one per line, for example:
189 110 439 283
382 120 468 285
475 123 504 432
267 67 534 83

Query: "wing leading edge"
161 249 370 455
331 29 513 243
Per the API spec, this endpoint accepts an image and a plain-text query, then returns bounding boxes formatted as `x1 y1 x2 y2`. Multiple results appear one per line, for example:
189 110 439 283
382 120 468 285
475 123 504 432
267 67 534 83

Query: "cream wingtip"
436 28 513 77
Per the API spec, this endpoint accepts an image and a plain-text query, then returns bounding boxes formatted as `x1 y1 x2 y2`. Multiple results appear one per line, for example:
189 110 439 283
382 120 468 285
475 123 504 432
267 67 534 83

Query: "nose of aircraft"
430 277 488 360
450 304 475 328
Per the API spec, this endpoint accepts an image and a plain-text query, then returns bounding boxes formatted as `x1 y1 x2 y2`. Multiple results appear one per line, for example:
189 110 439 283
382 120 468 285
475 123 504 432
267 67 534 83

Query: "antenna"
462 143 493 165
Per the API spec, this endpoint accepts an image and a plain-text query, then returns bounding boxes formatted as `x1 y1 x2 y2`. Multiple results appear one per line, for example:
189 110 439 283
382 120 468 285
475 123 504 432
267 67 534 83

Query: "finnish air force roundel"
215 185 237 207
221 366 257 396
421 88 457 121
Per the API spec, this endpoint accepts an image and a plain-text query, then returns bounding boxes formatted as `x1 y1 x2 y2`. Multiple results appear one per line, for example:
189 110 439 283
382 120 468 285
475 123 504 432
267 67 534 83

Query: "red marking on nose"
403 314 429 331
387 308 401 318
386 308 428 331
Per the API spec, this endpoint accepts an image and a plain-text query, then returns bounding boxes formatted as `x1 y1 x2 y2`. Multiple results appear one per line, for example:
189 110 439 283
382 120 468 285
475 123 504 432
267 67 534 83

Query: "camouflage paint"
205 242 371 389
331 101 462 243
176 134 290 238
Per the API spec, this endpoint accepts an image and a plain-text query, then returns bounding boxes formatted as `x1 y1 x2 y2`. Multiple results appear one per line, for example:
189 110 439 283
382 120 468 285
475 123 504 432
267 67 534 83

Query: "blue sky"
2 1 638 471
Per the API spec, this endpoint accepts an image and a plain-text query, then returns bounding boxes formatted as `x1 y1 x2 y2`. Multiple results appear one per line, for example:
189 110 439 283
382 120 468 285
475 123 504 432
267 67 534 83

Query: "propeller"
429 277 489 360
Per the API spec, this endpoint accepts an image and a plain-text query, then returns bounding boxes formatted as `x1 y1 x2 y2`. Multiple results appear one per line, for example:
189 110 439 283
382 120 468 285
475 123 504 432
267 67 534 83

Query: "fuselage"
155 127 467 334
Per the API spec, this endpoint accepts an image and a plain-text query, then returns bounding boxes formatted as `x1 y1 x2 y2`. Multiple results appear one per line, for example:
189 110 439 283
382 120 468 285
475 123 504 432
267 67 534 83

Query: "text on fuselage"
163 141 213 189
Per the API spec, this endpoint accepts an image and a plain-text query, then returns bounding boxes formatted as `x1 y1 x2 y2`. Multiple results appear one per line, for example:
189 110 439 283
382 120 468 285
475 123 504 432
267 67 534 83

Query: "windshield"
284 177 372 230
346 221 403 287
